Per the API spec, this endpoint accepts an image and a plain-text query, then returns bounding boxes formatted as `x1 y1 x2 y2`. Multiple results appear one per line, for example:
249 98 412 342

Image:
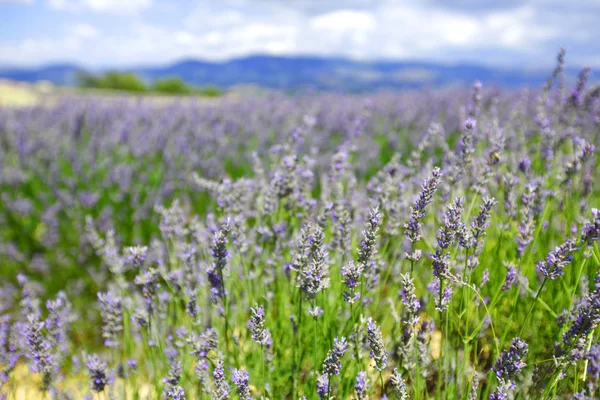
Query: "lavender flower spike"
341 260 364 304
323 337 348 376
399 273 420 326
357 206 381 268
249 304 272 347
366 317 388 371
231 368 253 400
354 371 369 400
437 197 466 250
98 291 123 348
390 368 408 400
316 372 329 399
581 208 600 246
404 167 443 261
212 359 230 400
536 238 578 280
86 354 114 393
490 337 528 400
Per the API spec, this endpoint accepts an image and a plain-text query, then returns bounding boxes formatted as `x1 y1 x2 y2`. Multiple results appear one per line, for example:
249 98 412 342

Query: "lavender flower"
367 317 388 371
341 260 364 304
249 304 272 347
98 291 123 348
517 184 536 258
398 273 420 326
586 344 600 391
460 118 476 170
208 221 231 303
188 328 218 359
354 371 369 400
231 368 252 400
125 245 148 269
25 315 54 391
502 263 518 292
404 167 442 260
561 275 600 360
212 359 230 400
390 369 408 400
323 337 348 376
431 251 450 279
480 269 490 288
429 278 453 312
134 268 160 304
164 386 186 400
299 225 329 299
503 174 518 218
437 197 465 250
469 372 480 400
536 239 578 280
357 206 381 268
581 209 600 246
316 372 329 399
464 197 498 268
86 354 113 393
291 226 312 273
490 337 528 400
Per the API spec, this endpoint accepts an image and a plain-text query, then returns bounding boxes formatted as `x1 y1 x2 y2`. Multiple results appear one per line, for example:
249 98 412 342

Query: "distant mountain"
0 55 586 91
0 64 80 86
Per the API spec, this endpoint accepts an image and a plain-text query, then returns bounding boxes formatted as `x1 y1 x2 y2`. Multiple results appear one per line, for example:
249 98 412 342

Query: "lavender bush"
0 50 600 399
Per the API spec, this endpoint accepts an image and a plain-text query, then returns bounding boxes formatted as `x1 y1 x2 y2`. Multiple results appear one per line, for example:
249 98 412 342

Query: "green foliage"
77 71 147 92
196 85 223 97
77 71 223 97
151 77 193 94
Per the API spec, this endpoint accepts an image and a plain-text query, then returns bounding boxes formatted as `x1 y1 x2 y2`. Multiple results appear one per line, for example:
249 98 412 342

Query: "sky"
1 0 599 68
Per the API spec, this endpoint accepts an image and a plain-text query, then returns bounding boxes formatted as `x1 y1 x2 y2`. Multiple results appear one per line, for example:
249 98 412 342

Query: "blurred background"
1 0 599 101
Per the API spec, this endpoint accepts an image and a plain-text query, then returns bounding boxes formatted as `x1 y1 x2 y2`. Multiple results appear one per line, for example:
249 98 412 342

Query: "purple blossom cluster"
0 49 598 399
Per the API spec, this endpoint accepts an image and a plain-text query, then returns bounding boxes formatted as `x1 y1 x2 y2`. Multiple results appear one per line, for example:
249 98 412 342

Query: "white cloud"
47 0 150 14
70 23 98 39
0 0 33 4
1 0 598 67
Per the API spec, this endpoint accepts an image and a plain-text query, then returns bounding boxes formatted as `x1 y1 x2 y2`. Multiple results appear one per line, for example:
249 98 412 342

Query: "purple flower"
187 328 218 359
208 221 231 303
299 225 329 299
323 337 348 376
97 291 123 348
399 273 420 325
431 251 450 279
437 197 466 250
316 372 329 399
25 315 54 391
249 304 271 347
536 239 578 280
86 354 113 393
357 206 381 268
354 371 369 400
366 317 387 371
502 263 518 292
404 167 442 260
490 337 528 399
390 369 408 399
581 209 600 246
341 260 364 304
517 184 536 257
231 368 252 400
164 385 186 400
586 344 600 391
212 359 230 400
125 245 148 269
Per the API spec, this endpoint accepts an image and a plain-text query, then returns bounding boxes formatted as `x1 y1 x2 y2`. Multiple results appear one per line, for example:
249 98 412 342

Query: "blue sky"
1 0 599 68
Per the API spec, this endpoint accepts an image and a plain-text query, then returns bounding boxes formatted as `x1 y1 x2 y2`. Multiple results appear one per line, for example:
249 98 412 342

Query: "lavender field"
1 51 600 399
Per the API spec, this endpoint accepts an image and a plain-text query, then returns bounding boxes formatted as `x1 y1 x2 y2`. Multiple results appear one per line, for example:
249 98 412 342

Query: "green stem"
519 277 547 337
